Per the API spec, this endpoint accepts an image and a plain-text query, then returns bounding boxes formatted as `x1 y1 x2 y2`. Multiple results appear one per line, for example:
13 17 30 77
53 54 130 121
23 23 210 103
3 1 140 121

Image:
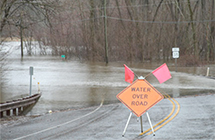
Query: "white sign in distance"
172 47 179 58
172 48 179 52
172 51 179 58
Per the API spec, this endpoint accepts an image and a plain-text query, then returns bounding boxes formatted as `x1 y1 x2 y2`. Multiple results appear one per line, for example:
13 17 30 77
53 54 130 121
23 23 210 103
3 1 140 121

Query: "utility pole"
20 12 24 58
104 0 108 64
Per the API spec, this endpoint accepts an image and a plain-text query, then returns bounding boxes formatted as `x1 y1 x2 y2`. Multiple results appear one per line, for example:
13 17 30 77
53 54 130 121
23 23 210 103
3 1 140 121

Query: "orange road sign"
117 79 164 117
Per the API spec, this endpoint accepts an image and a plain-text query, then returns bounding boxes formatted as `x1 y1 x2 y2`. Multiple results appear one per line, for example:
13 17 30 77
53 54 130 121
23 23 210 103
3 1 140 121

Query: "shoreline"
1 93 214 126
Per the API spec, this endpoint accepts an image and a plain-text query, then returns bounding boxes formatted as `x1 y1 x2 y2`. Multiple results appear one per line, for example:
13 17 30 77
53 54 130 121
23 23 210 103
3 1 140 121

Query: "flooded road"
1 42 215 115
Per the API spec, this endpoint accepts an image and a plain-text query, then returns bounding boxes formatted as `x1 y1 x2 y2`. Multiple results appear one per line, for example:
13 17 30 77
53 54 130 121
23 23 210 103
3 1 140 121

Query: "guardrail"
0 93 41 118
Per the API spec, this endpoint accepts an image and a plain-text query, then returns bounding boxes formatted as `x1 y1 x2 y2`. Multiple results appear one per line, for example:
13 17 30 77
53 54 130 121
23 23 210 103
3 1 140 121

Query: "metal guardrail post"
6 110 10 116
0 93 41 118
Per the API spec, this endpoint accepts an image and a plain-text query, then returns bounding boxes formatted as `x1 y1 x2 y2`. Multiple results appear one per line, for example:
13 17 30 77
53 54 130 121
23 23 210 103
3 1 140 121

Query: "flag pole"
128 67 139 79
144 72 152 79
132 70 139 79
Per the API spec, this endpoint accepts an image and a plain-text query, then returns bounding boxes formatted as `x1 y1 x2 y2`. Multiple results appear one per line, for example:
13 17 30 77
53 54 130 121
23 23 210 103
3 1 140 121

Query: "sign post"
122 112 132 137
172 48 179 72
140 116 143 133
117 76 164 136
146 111 155 136
29 67 33 96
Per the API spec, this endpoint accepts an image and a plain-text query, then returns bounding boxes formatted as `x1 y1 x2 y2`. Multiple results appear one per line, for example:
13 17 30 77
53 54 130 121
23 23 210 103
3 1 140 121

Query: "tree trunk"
187 0 198 58
20 26 23 57
104 0 108 64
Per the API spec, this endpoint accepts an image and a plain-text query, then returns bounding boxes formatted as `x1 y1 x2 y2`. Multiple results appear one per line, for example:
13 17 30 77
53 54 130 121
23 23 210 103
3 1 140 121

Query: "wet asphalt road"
1 94 215 140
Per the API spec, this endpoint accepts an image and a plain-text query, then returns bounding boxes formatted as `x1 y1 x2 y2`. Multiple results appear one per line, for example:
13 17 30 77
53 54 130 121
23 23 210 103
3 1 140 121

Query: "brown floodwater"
1 42 215 115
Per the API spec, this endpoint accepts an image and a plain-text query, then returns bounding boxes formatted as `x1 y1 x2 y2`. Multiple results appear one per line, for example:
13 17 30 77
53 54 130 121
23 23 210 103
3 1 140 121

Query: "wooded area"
1 0 215 65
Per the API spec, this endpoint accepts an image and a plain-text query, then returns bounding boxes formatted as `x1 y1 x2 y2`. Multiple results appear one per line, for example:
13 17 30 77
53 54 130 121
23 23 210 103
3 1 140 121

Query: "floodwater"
1 42 215 115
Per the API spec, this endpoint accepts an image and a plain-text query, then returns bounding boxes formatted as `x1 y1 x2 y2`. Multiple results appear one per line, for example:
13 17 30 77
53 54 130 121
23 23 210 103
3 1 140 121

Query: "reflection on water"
1 42 215 115
172 75 180 98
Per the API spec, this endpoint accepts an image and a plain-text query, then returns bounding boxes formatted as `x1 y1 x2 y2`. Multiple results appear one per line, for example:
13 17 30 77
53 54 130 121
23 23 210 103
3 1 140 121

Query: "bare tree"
0 0 58 56
2 0 214 64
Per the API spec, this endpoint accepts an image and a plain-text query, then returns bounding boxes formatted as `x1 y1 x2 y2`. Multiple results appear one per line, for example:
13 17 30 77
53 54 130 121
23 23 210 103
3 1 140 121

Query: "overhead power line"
43 16 215 25
106 16 215 24
81 0 199 12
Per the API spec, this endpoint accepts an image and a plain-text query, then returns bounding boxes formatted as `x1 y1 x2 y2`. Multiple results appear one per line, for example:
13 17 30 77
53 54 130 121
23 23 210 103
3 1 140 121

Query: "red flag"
124 64 134 84
152 63 171 84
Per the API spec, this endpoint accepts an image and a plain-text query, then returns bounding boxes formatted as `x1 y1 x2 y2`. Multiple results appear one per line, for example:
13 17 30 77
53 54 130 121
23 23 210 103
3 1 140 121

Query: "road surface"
1 94 215 140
